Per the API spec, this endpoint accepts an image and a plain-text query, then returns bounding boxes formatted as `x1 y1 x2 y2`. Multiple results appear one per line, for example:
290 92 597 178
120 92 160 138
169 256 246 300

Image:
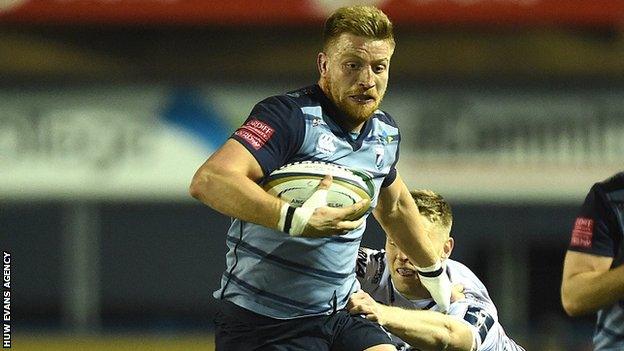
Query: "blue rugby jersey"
567 172 624 350
214 85 401 318
357 248 526 351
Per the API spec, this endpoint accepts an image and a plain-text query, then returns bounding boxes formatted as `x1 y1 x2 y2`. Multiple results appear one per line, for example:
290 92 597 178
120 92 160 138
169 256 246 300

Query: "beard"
326 79 383 126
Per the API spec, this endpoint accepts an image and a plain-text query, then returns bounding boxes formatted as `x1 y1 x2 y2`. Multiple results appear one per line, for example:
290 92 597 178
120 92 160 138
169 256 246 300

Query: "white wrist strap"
277 203 315 237
277 203 290 232
277 188 328 237
289 207 315 236
417 260 443 274
417 260 451 313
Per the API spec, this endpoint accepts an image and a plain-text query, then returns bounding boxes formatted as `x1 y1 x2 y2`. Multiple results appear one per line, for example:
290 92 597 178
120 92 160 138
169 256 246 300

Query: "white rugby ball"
263 161 373 220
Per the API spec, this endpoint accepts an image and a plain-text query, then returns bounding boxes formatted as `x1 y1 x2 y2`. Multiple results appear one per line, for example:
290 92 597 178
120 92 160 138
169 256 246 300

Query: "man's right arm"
189 138 283 229
561 251 624 316
190 139 367 236
560 181 624 316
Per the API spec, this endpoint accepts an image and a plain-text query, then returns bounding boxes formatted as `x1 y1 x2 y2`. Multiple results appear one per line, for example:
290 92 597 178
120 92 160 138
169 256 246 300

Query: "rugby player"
350 190 526 351
190 5 451 350
561 171 624 350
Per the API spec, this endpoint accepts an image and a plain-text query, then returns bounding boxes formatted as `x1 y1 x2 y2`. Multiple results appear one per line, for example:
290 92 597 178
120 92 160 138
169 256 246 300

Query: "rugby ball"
263 161 374 220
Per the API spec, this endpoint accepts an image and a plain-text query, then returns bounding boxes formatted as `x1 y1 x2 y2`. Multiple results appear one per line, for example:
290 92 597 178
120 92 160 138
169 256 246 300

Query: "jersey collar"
312 84 374 151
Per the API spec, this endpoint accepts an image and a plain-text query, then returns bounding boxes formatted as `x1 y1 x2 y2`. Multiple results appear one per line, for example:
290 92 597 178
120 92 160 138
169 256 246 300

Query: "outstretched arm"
373 173 451 311
561 250 624 316
348 290 474 351
373 173 436 267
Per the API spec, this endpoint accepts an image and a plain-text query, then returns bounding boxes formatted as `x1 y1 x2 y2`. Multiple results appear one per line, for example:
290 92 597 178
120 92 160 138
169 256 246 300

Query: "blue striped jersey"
356 248 526 351
567 172 624 350
213 85 401 318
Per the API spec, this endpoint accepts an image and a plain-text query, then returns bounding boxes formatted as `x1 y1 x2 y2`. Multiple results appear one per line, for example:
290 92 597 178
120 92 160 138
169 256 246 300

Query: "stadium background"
1 0 623 350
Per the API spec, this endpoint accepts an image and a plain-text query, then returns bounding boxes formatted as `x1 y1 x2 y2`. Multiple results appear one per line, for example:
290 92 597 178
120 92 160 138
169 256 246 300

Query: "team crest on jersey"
312 117 322 127
374 146 385 169
317 133 337 154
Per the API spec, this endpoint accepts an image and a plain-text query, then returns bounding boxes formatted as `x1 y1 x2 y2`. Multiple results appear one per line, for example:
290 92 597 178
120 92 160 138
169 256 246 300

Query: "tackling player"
349 190 526 351
561 171 624 350
190 5 451 350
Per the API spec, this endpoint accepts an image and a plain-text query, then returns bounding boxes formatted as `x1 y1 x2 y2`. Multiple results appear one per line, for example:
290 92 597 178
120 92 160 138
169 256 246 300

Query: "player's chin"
346 105 377 122
393 270 417 281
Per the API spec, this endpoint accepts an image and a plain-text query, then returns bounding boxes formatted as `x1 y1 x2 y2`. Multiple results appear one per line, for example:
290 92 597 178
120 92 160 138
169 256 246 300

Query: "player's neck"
398 284 431 301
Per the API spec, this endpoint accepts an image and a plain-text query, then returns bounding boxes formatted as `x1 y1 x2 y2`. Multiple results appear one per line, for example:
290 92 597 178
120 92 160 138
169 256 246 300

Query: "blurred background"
1 0 623 350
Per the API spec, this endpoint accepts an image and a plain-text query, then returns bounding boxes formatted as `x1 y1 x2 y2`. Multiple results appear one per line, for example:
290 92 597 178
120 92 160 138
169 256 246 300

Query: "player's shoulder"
282 85 323 107
447 259 484 287
596 171 624 193
250 86 318 123
585 171 624 212
445 261 525 350
253 85 316 110
371 109 399 128
447 259 495 306
256 91 301 111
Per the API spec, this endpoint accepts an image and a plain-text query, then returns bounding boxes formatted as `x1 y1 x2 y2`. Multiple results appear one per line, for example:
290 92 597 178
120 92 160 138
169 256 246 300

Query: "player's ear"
317 52 328 76
442 237 454 259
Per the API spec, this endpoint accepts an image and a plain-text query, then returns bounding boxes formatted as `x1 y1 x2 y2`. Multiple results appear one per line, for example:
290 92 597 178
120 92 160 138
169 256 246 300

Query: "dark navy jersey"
215 85 402 318
230 85 399 187
567 171 624 350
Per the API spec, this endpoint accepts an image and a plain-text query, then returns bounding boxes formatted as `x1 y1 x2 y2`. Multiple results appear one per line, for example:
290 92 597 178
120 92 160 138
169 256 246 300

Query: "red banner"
1 0 623 27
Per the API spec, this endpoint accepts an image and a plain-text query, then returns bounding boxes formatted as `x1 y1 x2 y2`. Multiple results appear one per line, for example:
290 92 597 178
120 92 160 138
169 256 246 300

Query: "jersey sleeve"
230 95 305 176
381 145 398 188
356 247 386 291
376 111 400 188
448 300 497 351
567 184 619 257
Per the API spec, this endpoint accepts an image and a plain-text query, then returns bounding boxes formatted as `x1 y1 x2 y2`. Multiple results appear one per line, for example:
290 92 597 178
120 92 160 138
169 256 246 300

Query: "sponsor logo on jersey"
570 217 594 248
234 118 275 150
316 133 337 154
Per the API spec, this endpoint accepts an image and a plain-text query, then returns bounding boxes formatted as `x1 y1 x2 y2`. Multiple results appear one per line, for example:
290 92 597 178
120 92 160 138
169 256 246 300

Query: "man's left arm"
373 173 436 267
373 173 451 310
